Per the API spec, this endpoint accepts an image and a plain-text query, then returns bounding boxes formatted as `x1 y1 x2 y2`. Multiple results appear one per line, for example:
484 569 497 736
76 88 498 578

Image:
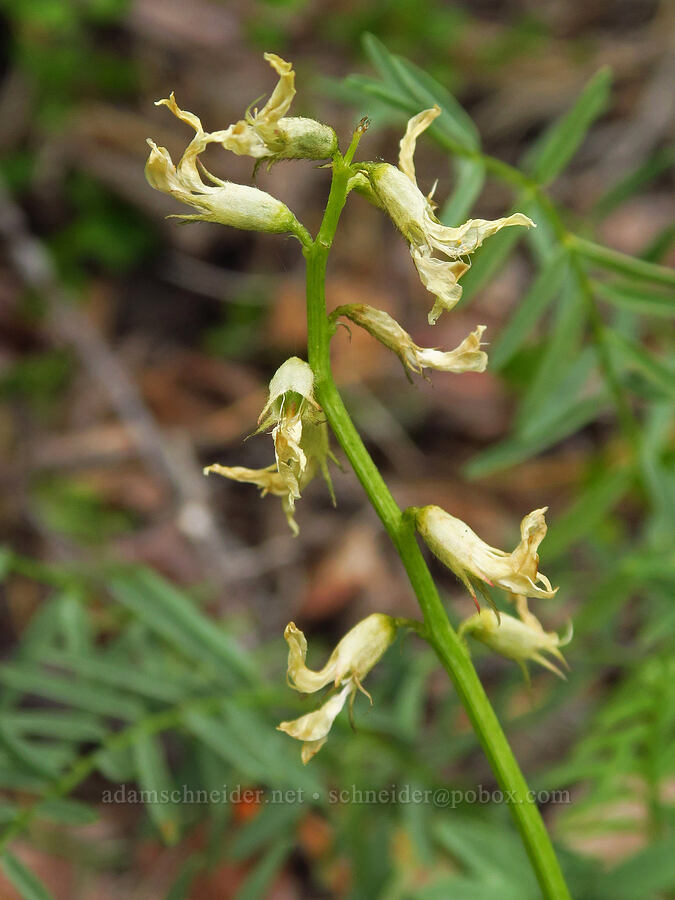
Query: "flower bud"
459 609 572 681
278 614 399 762
414 505 557 606
333 304 487 379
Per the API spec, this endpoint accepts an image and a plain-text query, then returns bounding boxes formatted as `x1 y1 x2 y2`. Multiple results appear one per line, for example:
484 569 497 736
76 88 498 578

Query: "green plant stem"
305 154 571 899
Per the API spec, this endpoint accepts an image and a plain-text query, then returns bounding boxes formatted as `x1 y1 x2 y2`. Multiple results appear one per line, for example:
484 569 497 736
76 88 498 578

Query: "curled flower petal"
204 358 334 536
333 304 487 378
423 213 535 260
411 251 468 324
278 683 351 743
146 90 308 234
145 134 297 234
218 53 336 161
285 615 398 695
258 53 296 124
413 325 487 373
203 463 303 535
398 105 441 184
284 622 337 693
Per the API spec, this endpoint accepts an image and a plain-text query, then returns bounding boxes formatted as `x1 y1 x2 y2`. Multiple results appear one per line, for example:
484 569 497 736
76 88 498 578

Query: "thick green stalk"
305 155 571 899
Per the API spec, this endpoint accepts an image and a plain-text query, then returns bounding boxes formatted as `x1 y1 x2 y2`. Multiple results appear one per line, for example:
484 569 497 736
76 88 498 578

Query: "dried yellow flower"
204 358 334 535
359 106 534 323
278 615 398 762
459 609 572 681
146 93 299 233
333 304 487 379
414 506 557 605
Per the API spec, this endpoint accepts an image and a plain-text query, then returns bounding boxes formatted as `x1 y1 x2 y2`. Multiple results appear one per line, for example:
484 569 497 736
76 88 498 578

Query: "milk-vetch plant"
146 52 572 898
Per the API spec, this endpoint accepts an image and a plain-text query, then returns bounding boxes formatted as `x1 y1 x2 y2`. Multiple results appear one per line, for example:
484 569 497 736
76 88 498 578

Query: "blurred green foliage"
0 2 673 896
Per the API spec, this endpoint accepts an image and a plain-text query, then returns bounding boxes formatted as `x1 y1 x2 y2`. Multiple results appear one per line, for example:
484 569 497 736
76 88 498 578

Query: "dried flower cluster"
146 52 570 762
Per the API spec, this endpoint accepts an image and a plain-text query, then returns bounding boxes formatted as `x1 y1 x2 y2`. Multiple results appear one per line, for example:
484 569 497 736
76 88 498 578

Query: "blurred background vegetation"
0 0 673 897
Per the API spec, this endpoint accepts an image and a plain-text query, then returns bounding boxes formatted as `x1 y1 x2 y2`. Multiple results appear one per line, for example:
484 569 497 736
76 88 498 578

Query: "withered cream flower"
359 106 534 324
333 304 487 379
459 609 572 681
203 463 305 535
204 358 334 535
146 94 300 234
257 356 321 431
217 53 338 162
414 506 557 605
278 614 398 763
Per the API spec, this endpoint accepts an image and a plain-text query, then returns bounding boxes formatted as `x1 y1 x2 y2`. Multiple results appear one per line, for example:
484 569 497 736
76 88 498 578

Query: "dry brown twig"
0 177 247 588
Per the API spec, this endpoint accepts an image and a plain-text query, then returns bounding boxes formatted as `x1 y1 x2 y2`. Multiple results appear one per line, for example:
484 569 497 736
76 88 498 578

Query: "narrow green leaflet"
37 798 99 826
519 348 597 441
523 198 559 264
514 280 588 429
574 237 675 288
54 590 92 655
464 392 607 479
526 68 612 184
132 732 180 845
608 330 675 400
165 856 203 900
182 710 270 784
362 33 480 150
596 279 675 317
361 32 407 89
234 836 294 900
341 74 420 119
40 650 190 703
544 466 634 561
108 568 255 683
432 816 539 898
490 249 568 370
642 222 675 263
600 840 675 900
0 721 65 779
388 54 480 150
0 664 143 720
1 852 56 900
593 147 675 220
95 745 135 783
3 711 106 742
229 802 303 861
440 157 485 226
